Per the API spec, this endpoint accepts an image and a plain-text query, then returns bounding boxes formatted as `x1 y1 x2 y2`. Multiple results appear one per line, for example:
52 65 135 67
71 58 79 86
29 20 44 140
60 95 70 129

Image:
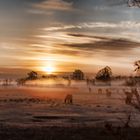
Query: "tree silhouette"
134 60 140 76
72 69 84 80
17 78 26 86
27 71 38 80
96 66 112 81
128 0 140 7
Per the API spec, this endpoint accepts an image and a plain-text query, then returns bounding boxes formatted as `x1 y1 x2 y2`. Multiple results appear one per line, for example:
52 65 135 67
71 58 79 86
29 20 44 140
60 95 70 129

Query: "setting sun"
42 66 55 74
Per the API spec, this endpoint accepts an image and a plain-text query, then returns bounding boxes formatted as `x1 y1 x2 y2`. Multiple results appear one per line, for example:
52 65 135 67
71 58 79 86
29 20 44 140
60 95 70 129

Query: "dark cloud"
105 0 127 6
63 34 140 52
65 0 127 7
33 49 79 55
67 33 110 40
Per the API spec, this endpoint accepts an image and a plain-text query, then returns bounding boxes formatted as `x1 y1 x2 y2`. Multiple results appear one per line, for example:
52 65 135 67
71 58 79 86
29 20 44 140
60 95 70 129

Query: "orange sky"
0 0 140 77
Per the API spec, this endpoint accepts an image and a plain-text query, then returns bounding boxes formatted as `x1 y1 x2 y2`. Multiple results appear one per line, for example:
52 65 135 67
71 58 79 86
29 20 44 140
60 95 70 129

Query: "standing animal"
106 89 112 97
123 89 133 105
64 94 73 104
131 87 140 104
88 87 91 93
98 88 102 94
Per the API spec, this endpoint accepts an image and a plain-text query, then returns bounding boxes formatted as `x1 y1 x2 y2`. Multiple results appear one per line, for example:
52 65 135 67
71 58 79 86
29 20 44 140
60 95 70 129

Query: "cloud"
43 22 117 31
67 33 110 40
43 21 140 31
44 25 82 31
105 0 127 6
62 34 140 54
32 0 73 11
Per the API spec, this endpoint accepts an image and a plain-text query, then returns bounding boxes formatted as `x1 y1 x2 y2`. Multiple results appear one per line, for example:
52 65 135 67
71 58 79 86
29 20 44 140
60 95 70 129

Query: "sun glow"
42 66 55 74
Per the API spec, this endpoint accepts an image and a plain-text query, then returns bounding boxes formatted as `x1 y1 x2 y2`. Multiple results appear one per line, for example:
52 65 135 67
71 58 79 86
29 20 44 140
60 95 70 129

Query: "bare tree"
124 87 140 111
134 60 140 76
128 0 140 7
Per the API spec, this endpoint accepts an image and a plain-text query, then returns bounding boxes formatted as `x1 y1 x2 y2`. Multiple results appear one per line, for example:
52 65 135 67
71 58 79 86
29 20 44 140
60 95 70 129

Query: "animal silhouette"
106 89 112 97
98 88 102 94
64 94 73 104
123 89 133 105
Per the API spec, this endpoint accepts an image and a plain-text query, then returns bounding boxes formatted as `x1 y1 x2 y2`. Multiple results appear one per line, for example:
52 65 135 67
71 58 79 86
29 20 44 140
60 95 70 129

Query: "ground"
0 80 140 139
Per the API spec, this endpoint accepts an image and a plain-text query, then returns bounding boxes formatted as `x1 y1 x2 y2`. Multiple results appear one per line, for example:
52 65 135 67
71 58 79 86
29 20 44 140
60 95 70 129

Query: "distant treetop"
134 60 140 76
128 0 140 7
96 66 112 81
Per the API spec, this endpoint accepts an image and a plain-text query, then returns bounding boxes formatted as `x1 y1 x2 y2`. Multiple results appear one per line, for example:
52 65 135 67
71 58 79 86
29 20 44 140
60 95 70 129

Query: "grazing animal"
98 88 102 94
88 87 91 93
64 94 73 104
131 87 140 104
68 78 71 86
123 89 133 105
106 89 112 97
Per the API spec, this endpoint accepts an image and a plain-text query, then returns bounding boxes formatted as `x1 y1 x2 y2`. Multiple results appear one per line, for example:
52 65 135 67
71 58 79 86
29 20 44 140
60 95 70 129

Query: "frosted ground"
0 79 140 128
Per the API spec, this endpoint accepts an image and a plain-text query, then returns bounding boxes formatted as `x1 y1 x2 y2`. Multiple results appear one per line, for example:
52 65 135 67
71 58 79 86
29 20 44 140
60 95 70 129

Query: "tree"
96 66 112 81
128 0 140 7
72 69 84 80
17 78 26 86
27 71 38 80
134 60 140 76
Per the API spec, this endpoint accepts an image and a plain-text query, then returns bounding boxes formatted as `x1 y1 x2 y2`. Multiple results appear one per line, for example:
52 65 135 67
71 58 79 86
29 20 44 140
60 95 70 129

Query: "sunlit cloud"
43 21 140 32
43 25 82 31
32 0 73 11
0 0 140 76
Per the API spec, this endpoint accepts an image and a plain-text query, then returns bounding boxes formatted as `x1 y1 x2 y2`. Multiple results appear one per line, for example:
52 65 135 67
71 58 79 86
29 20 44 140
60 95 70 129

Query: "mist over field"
1 0 140 139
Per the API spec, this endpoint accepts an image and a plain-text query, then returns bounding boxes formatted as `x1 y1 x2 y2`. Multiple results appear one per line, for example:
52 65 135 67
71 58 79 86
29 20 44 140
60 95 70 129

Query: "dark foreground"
0 125 140 140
